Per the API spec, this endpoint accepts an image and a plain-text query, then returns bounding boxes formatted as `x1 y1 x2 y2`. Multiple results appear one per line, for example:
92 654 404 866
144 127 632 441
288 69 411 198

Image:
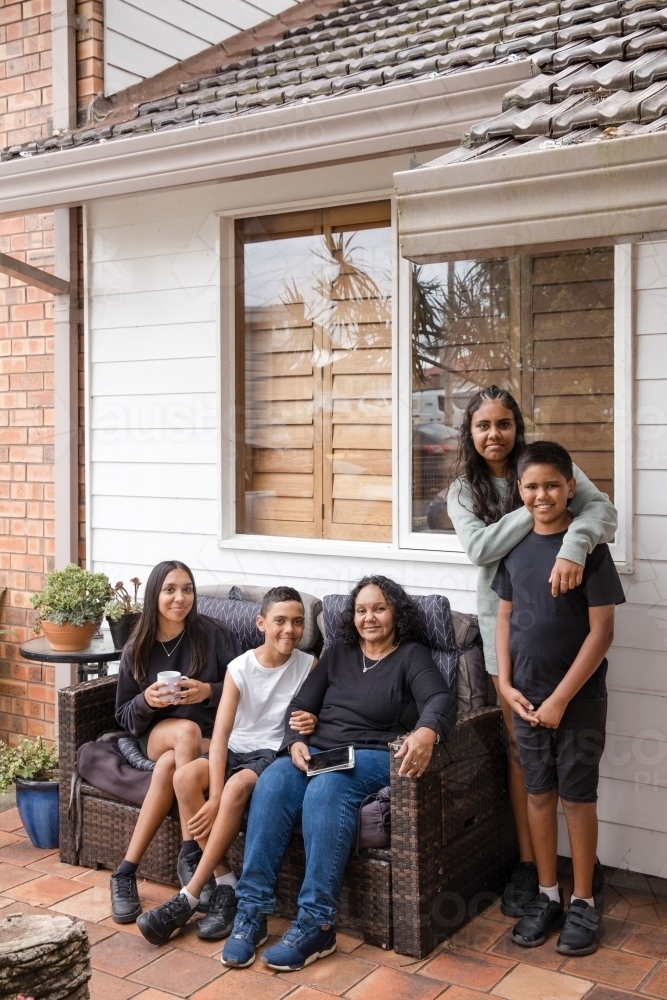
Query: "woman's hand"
290 742 311 772
175 678 213 705
500 684 535 724
143 682 166 709
188 795 221 840
549 558 584 597
395 727 437 778
290 711 318 736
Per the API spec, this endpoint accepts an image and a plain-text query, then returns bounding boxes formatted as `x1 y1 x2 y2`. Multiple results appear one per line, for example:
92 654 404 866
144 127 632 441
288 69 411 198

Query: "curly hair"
337 575 423 646
455 384 526 525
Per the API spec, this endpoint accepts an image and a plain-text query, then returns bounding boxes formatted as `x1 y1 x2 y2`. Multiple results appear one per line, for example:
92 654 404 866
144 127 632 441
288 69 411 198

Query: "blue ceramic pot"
15 777 59 849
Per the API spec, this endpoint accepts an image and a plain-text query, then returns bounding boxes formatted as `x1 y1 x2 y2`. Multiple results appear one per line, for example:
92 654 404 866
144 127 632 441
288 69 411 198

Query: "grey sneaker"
137 892 193 946
110 871 141 924
197 883 237 939
501 862 538 917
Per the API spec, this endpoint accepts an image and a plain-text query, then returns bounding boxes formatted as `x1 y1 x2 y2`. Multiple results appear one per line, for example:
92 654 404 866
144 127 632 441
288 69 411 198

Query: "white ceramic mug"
156 670 184 701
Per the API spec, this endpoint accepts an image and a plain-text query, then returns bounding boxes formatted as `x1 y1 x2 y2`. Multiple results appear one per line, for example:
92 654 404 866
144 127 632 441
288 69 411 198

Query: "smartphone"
306 746 355 777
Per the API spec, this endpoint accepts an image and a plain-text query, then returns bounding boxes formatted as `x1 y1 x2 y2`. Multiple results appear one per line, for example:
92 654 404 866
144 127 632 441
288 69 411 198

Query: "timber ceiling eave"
0 62 531 217
394 131 667 264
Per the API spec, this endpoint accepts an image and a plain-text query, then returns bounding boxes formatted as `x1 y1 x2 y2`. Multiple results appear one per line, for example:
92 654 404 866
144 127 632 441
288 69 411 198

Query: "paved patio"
1 808 666 1000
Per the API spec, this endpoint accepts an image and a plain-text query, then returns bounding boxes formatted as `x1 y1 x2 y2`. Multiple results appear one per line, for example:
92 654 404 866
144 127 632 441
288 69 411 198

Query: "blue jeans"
236 748 390 926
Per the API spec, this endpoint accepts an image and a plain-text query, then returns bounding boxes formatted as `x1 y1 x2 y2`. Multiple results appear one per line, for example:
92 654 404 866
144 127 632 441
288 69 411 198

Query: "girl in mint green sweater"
447 386 617 915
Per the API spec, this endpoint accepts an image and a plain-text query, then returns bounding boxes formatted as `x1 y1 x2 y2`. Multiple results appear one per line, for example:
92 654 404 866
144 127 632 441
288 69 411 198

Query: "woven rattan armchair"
59 676 516 957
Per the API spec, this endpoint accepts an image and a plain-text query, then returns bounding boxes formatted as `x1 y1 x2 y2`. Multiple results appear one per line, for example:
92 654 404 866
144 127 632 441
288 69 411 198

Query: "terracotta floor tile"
75 868 115 887
26 856 91 879
561 948 656 989
101 916 147 938
452 916 508 953
276 953 377 995
167 920 225 958
345 965 444 1000
267 915 293 936
336 931 365 954
51 885 114 922
622 923 667 960
122 992 179 1000
92 928 169 976
352 944 429 972
282 990 345 1000
483 901 517 927
128 949 223 996
89 968 146 1000
420 947 515 991
599 916 638 950
5 873 88 907
0 808 24 832
586 986 646 1000
439 989 497 999
83 920 118 945
0 841 57 866
490 963 592 999
0 861 42 891
489 930 566 971
639 961 667 998
190 968 295 1000
138 880 179 904
0 831 21 849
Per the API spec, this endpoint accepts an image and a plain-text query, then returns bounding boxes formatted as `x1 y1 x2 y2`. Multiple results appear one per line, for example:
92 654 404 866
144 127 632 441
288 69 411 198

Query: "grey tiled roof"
430 0 667 160
3 0 640 162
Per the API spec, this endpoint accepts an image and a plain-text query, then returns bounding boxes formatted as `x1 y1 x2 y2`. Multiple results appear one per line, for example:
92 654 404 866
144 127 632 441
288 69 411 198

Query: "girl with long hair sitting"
447 385 617 916
110 560 240 924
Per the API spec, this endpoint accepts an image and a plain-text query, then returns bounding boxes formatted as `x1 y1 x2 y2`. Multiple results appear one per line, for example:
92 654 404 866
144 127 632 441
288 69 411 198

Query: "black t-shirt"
115 616 241 739
491 532 626 706
280 638 457 751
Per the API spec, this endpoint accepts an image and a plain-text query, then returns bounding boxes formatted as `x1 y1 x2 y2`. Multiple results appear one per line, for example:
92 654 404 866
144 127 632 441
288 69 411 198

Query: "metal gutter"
0 62 531 215
394 131 667 262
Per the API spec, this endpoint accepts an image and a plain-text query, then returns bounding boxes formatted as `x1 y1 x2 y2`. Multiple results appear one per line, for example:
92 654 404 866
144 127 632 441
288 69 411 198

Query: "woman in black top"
222 575 457 973
111 560 240 924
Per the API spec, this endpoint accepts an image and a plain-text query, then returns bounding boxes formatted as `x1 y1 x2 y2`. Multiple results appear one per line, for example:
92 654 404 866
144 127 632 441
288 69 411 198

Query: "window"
411 249 614 533
236 203 393 541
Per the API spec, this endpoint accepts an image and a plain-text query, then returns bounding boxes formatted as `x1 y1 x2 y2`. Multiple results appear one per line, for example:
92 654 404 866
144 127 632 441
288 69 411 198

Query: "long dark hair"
337 575 423 646
456 385 526 525
128 560 209 683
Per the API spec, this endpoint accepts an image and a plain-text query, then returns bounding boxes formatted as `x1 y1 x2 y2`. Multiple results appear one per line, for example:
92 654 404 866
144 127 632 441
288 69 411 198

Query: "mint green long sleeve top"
447 466 618 674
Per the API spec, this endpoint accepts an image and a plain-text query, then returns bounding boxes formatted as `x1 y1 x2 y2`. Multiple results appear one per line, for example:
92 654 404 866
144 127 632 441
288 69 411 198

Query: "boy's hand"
290 710 317 735
501 684 535 723
549 558 584 597
188 796 221 840
533 694 566 730
290 742 311 772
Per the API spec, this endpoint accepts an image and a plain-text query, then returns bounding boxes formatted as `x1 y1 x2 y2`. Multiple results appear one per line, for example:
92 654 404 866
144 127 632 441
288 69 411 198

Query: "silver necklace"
362 639 398 673
158 631 185 657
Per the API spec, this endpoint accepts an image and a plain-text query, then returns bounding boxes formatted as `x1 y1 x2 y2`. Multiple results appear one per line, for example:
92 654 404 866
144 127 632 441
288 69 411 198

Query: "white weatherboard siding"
86 159 667 877
105 0 306 95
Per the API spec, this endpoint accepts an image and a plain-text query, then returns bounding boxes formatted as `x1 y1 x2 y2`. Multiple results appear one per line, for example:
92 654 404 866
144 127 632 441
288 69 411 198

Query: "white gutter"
0 62 531 215
394 131 667 262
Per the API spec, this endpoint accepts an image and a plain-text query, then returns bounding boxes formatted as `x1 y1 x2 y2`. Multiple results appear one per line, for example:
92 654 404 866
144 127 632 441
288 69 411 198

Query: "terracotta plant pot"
40 620 99 652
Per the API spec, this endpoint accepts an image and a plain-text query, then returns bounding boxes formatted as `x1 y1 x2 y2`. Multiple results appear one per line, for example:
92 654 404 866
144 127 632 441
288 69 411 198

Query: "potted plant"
104 577 142 650
0 737 59 849
31 564 111 652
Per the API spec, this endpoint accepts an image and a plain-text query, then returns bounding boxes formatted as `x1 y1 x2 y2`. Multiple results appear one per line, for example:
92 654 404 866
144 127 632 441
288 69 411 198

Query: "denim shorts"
512 695 607 803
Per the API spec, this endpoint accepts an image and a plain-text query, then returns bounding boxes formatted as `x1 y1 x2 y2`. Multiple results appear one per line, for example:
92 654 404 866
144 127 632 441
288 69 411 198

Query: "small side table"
20 634 121 683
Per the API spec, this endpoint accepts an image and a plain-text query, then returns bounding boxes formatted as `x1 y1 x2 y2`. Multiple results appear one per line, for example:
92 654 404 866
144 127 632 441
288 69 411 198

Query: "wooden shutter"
237 204 392 540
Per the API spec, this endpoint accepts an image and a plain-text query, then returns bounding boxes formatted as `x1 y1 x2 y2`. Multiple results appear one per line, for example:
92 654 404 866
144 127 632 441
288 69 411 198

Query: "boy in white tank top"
137 587 317 946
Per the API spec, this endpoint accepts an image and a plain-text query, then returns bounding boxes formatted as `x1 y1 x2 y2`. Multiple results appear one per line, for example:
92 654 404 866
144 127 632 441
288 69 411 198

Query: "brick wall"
0 1 99 746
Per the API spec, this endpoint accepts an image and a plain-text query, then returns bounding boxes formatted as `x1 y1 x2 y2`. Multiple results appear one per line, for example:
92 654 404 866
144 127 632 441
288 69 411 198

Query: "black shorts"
199 748 277 779
512 695 607 803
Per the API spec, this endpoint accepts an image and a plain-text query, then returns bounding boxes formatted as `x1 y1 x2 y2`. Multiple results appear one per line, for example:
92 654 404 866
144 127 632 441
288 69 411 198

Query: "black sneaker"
110 871 141 924
511 890 565 947
593 860 604 911
177 848 216 912
137 892 194 946
556 899 603 956
197 884 237 939
501 862 538 917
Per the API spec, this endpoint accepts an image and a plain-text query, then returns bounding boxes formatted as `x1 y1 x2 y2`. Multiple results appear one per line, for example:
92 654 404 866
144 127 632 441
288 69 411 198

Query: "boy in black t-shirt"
492 441 625 957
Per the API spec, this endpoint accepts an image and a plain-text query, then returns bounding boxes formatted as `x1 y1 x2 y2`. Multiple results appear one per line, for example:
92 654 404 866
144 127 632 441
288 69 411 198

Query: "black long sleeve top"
280 638 457 752
115 616 240 739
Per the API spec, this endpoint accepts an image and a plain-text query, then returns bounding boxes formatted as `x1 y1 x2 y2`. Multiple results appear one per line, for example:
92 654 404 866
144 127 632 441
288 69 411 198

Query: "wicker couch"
59 596 516 958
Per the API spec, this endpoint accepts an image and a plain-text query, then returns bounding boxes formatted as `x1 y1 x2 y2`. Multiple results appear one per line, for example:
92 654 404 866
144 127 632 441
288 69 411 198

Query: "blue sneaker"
221 906 268 968
261 915 336 971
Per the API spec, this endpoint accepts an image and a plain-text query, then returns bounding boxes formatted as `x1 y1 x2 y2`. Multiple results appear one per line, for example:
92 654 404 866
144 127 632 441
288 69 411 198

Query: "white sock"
181 888 199 911
216 872 238 888
539 884 560 903
572 895 594 907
